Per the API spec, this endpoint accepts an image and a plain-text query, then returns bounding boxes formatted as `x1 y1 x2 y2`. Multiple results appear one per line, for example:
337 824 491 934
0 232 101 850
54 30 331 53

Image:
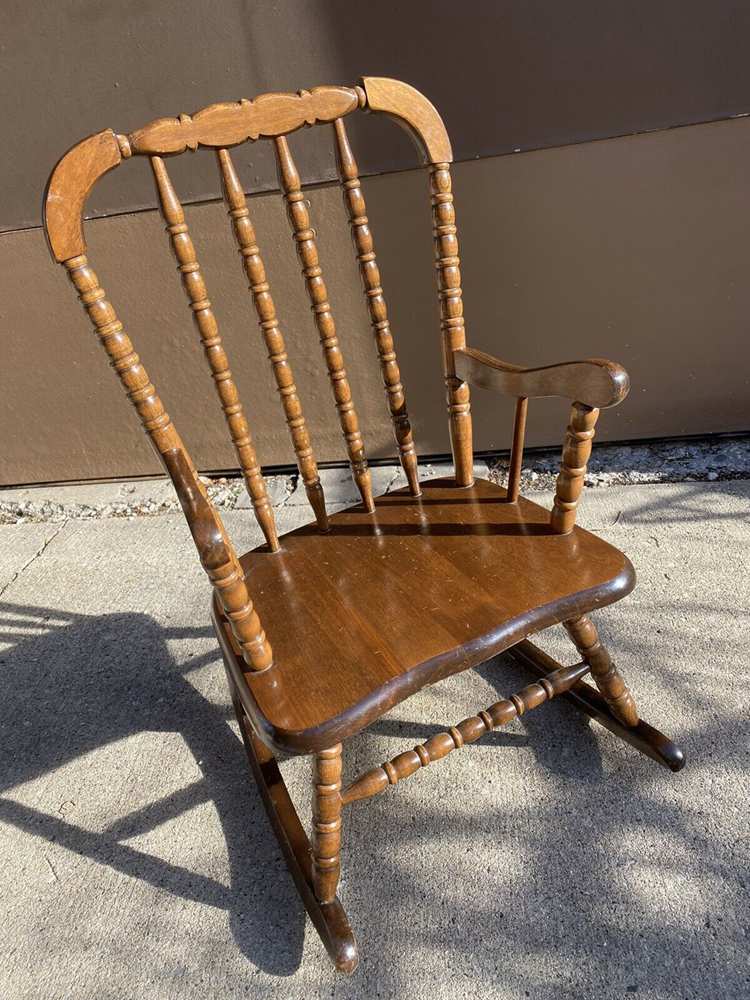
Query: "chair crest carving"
127 86 364 156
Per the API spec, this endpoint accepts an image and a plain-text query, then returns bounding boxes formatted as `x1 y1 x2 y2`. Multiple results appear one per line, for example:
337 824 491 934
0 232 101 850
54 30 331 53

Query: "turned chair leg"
219 654 357 972
312 744 343 905
564 615 639 727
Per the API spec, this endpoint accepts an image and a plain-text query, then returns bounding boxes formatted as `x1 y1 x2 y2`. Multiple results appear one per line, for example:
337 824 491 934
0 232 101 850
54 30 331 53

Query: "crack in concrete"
273 474 299 510
384 469 404 494
0 519 68 598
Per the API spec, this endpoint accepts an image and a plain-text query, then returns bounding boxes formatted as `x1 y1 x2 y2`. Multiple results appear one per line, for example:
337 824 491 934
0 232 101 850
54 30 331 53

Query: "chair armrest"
453 346 630 409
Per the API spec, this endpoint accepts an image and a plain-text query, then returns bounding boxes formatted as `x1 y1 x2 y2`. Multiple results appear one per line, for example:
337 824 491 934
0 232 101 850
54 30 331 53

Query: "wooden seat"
44 76 684 975
216 477 633 754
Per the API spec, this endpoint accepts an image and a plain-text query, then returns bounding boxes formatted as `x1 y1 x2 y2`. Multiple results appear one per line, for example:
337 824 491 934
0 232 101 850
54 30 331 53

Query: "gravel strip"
1 435 748 525
487 434 750 492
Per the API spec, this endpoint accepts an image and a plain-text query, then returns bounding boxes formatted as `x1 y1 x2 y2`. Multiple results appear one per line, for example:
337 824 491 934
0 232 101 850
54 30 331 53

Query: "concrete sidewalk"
0 477 748 999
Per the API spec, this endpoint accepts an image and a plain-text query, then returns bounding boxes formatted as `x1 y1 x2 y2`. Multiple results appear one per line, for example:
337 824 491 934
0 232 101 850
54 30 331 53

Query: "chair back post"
430 162 474 487
506 396 528 502
361 77 475 487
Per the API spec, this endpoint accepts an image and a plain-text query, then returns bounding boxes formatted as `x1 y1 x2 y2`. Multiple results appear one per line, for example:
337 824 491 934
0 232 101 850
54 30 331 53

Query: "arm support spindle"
507 397 528 502
550 403 598 534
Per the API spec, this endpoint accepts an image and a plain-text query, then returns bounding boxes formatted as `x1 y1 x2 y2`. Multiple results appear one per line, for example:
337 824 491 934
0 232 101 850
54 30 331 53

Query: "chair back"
43 78 474 673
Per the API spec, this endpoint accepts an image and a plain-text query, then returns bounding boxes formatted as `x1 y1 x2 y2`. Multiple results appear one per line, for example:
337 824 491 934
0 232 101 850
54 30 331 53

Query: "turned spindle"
333 118 420 497
430 162 473 487
312 744 343 904
550 402 599 533
150 155 279 551
275 135 375 514
216 148 329 532
342 660 590 804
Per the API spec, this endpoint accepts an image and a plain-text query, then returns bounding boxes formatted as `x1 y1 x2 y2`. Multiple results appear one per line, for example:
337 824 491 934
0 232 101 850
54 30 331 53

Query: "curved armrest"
453 346 630 409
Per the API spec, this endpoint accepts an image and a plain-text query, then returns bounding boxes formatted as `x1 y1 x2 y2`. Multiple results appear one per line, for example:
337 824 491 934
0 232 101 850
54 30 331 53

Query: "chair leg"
508 638 685 771
312 745 343 905
224 671 357 973
563 614 639 727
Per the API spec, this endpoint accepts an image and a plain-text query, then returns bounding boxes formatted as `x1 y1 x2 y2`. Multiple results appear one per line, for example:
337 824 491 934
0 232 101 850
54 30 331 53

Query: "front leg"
221 654 357 972
550 401 598 533
564 615 639 727
312 744 343 904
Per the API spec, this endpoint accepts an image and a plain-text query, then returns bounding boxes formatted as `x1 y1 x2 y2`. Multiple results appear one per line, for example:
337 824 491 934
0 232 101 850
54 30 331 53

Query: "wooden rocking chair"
44 78 684 973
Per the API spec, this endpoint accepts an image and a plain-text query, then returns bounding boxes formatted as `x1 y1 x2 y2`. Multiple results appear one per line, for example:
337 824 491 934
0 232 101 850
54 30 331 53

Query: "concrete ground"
0 472 748 999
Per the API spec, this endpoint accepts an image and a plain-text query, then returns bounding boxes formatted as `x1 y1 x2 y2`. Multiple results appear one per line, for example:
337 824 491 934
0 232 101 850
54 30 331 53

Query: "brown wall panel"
2 114 749 486
3 1 750 231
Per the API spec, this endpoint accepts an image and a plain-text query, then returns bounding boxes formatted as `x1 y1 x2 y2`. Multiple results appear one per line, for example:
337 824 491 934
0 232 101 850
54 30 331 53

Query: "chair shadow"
0 600 306 977
2 598 745 994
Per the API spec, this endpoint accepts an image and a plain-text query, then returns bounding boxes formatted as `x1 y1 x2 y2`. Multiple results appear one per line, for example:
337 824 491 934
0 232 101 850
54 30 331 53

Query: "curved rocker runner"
44 75 685 975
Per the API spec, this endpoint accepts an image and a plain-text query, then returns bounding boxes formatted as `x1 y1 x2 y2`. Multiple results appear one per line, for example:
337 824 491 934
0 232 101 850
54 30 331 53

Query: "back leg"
564 615 639 727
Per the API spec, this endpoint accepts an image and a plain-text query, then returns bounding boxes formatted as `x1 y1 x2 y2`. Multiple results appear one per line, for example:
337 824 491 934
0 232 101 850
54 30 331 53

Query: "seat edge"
212 557 635 756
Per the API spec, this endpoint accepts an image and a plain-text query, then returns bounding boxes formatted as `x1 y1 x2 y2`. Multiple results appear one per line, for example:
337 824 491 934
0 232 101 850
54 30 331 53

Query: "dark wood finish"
563 614 639 727
454 346 630 409
224 664 357 972
216 147 329 532
275 134 375 513
551 402 599 534
218 477 635 755
311 744 343 904
333 117 421 497
507 396 528 502
508 640 685 772
342 660 590 804
151 155 279 551
45 77 684 975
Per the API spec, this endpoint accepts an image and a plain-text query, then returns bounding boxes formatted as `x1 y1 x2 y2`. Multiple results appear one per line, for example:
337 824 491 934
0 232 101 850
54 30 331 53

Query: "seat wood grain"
216 477 634 754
